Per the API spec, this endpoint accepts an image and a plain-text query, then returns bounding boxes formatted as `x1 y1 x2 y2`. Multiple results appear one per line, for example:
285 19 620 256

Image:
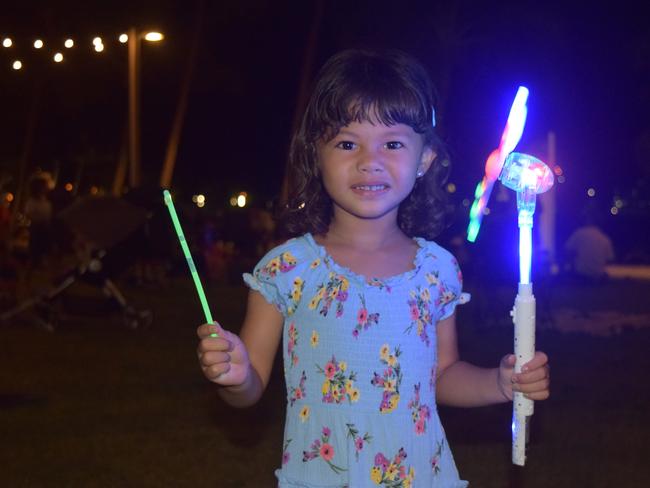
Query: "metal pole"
128 27 141 188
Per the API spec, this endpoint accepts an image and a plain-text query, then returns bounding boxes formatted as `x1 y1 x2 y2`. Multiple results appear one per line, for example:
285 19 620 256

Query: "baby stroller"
0 195 153 331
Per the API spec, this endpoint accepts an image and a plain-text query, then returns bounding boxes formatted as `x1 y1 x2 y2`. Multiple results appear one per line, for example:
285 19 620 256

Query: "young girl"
197 49 550 487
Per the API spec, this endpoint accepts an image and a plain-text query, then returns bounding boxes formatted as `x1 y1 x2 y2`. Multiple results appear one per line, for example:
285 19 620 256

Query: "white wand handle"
511 282 536 466
499 151 553 466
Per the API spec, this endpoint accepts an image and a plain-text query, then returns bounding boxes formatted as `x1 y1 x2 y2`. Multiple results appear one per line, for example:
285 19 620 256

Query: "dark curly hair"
278 48 452 241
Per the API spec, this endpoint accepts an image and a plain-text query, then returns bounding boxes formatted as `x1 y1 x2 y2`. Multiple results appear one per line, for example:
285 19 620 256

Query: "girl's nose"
357 148 383 173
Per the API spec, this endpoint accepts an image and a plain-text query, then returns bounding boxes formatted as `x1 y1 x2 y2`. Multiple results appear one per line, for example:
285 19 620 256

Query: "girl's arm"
197 290 283 408
435 312 549 407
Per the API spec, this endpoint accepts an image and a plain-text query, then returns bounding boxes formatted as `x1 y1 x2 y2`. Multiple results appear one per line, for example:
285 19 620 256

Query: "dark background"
1 4 649 486
1 0 648 260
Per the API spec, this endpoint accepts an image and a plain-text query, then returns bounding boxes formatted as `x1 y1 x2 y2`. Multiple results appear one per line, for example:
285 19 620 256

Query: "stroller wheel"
123 307 153 329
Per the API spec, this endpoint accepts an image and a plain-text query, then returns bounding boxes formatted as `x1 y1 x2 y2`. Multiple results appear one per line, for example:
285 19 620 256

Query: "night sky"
1 1 648 252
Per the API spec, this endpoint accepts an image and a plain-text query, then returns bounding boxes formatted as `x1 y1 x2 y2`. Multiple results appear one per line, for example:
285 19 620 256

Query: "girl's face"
316 118 435 226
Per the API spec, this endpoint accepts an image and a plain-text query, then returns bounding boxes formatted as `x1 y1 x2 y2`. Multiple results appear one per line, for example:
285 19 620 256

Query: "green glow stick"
163 190 217 336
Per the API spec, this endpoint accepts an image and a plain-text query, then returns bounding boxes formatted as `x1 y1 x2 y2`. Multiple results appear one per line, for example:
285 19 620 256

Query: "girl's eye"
336 141 355 150
385 141 404 150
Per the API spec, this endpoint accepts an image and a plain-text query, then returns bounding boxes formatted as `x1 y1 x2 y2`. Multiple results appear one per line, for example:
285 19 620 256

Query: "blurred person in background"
24 173 54 268
564 209 615 283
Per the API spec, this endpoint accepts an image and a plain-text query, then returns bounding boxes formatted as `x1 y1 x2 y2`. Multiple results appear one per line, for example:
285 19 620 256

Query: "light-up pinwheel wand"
500 153 554 466
163 190 218 337
467 86 529 242
466 87 554 465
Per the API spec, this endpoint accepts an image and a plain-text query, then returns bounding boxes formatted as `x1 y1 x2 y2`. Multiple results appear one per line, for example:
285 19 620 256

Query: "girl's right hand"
196 322 251 387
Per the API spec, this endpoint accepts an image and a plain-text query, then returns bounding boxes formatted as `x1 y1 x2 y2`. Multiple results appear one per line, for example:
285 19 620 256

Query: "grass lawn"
1 276 649 487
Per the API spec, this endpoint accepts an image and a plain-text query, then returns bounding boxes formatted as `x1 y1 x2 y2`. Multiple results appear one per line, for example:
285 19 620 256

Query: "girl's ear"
418 147 437 175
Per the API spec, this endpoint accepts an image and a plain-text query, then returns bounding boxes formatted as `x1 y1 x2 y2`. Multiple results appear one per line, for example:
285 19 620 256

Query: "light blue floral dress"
244 233 469 487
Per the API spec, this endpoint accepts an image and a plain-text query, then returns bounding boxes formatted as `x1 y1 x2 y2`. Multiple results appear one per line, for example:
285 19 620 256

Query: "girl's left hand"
497 351 550 402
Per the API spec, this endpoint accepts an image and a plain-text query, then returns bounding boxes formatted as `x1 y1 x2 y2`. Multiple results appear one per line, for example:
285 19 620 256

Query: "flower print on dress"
366 277 392 293
286 277 305 316
406 383 431 435
435 278 458 311
259 251 297 277
371 344 403 414
346 423 372 461
405 285 435 346
424 270 439 286
451 256 463 285
288 370 306 406
287 322 299 367
352 294 380 338
299 405 310 423
303 426 346 474
282 439 292 465
369 448 415 487
426 268 460 315
309 272 349 318
431 439 445 475
310 330 319 348
317 356 360 404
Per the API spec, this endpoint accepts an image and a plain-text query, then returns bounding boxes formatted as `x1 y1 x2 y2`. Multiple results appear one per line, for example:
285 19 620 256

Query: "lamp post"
126 28 163 189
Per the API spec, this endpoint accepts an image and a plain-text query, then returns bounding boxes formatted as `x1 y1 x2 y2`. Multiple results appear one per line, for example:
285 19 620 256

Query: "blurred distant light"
64 182 73 192
610 207 619 215
12 60 22 70
446 182 456 193
94 43 104 53
553 165 563 176
53 52 63 63
119 33 128 43
2 38 12 48
462 198 470 207
484 207 491 215
34 39 44 49
90 186 99 195
197 201 205 208
237 192 247 208
614 199 623 208
64 39 74 48
5 192 14 202
144 32 164 42
229 196 237 207
196 194 205 205
587 188 596 197
191 195 198 203
92 37 102 46
557 175 565 184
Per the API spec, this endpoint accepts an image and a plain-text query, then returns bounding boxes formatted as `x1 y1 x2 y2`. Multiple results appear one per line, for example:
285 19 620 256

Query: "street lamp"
126 28 164 189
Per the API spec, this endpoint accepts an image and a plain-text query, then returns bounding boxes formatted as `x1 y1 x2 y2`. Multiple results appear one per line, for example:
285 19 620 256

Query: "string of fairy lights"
1 31 163 71
0 32 630 216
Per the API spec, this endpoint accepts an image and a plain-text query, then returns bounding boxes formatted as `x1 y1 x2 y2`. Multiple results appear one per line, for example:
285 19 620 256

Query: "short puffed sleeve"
423 242 470 321
242 238 307 318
